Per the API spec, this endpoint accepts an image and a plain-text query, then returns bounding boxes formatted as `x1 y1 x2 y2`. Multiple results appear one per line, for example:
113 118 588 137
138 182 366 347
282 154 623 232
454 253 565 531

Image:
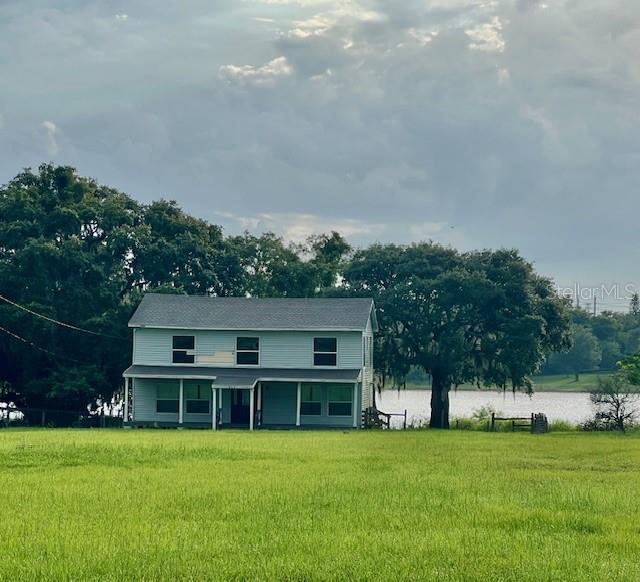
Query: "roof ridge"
129 293 375 330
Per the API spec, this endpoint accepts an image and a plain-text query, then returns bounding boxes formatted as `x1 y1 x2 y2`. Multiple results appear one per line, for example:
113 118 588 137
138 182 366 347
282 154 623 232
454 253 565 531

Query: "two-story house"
123 294 377 429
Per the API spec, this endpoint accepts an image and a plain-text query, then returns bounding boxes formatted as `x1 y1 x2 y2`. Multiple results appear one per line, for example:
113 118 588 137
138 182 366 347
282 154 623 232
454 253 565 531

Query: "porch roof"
123 365 361 388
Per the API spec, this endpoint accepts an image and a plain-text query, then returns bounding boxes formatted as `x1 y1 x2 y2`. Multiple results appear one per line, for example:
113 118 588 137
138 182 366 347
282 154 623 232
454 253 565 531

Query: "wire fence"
1 406 123 428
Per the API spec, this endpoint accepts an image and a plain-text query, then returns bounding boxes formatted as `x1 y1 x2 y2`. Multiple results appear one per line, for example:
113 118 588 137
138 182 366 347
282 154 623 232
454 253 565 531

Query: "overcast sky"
1 0 639 309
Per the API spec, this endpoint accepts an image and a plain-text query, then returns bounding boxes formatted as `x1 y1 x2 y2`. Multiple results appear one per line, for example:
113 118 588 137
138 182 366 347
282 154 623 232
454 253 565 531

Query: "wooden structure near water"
363 406 407 429
490 412 548 433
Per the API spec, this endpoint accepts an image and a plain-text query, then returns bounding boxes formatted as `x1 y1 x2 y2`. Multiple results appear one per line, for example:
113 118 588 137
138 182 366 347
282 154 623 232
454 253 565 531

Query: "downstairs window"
185 383 210 414
327 385 353 416
301 384 322 415
156 384 179 413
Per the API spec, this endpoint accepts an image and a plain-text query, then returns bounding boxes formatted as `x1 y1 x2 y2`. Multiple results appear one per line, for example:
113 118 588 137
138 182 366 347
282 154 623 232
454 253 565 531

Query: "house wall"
133 328 363 369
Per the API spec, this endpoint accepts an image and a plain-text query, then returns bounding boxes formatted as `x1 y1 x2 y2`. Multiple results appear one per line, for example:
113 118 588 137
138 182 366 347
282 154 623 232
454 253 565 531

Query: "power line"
0 324 82 363
0 294 126 340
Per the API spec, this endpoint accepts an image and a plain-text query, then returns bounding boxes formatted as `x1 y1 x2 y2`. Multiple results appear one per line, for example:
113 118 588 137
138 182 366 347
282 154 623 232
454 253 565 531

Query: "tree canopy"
342 243 572 427
0 164 347 411
1 164 573 428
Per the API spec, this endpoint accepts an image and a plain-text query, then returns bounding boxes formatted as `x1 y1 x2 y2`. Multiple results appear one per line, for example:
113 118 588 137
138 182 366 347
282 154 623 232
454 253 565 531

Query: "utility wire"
0 324 82 363
0 294 126 340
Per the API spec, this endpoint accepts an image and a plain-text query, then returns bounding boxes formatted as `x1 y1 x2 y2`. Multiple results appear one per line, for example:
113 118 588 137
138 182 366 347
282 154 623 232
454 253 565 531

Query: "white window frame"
313 337 338 367
236 336 260 367
172 335 196 365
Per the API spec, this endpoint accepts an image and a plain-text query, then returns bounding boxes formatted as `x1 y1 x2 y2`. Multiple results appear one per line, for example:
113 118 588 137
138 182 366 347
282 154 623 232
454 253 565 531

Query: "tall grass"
1 429 639 580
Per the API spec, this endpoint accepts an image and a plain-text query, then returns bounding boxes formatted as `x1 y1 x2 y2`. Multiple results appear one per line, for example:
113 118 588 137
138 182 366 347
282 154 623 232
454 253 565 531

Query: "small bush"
471 404 501 423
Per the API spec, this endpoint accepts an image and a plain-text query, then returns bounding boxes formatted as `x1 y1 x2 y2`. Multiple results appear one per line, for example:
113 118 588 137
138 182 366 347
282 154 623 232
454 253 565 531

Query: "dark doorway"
230 389 250 425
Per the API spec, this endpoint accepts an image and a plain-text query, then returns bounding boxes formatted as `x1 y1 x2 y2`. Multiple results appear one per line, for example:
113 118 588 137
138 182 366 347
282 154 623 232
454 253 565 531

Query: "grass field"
1 429 639 581
406 371 613 392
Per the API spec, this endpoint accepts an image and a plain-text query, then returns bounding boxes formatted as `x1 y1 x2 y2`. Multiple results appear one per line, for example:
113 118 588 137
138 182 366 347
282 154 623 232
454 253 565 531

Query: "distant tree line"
541 304 640 380
1 164 574 427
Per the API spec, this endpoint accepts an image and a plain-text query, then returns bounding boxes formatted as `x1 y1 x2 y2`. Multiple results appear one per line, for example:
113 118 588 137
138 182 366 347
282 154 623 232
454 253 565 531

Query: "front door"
230 389 250 425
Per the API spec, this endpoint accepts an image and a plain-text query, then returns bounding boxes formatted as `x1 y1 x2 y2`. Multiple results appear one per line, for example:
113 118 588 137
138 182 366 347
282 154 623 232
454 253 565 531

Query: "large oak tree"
343 242 572 428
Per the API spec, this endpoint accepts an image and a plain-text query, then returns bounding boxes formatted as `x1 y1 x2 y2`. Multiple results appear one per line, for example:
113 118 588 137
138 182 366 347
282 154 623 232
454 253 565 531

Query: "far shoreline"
382 372 612 393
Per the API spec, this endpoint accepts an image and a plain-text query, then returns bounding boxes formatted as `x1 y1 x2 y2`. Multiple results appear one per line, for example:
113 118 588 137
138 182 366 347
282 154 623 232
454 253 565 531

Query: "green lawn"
1 429 639 581
406 371 613 392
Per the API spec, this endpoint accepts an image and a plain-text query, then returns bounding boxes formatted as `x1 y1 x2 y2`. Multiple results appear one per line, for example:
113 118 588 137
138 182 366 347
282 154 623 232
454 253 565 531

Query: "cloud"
1 0 640 302
465 16 505 52
41 121 59 156
219 56 293 85
217 211 385 243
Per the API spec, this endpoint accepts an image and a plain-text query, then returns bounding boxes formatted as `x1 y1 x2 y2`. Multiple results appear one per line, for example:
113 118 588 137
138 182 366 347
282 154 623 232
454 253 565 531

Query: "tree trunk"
429 372 450 429
574 371 579 382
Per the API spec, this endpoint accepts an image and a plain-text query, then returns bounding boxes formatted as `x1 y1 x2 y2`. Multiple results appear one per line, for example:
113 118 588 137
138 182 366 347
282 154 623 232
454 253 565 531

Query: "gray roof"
123 365 361 387
128 294 376 331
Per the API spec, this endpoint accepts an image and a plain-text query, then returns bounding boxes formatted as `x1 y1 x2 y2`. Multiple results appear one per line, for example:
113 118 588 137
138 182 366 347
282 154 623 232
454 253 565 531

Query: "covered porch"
122 365 362 430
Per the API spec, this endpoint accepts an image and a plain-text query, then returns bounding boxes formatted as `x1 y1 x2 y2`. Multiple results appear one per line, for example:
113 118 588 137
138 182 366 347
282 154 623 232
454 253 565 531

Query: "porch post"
249 387 255 431
179 378 184 426
352 382 358 428
124 377 129 423
296 382 301 427
211 382 217 431
257 382 262 427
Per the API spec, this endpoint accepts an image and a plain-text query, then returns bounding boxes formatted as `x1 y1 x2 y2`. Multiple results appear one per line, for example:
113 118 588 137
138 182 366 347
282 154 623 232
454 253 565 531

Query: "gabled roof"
128 293 377 332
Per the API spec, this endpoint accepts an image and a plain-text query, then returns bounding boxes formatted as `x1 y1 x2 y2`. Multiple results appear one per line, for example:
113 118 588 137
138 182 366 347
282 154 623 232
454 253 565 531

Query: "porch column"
352 382 358 428
211 382 217 431
296 382 301 427
249 387 255 431
179 379 184 425
257 382 262 427
124 377 129 423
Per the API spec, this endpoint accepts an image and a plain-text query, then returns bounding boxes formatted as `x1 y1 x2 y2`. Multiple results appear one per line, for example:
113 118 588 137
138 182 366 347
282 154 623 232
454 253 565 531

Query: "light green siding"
133 328 364 369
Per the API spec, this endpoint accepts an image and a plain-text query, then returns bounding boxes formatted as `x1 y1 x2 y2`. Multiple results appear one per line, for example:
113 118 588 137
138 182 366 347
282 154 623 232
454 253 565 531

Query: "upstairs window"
236 337 259 365
328 385 353 416
185 384 210 414
172 336 195 364
301 384 321 415
313 337 337 366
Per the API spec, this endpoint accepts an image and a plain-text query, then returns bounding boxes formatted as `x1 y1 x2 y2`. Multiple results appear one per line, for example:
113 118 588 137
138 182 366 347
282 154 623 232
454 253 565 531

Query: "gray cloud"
1 0 639 306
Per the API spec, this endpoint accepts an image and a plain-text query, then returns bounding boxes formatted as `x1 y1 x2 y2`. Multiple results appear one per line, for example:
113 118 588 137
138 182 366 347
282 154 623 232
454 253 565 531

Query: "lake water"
377 389 593 427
